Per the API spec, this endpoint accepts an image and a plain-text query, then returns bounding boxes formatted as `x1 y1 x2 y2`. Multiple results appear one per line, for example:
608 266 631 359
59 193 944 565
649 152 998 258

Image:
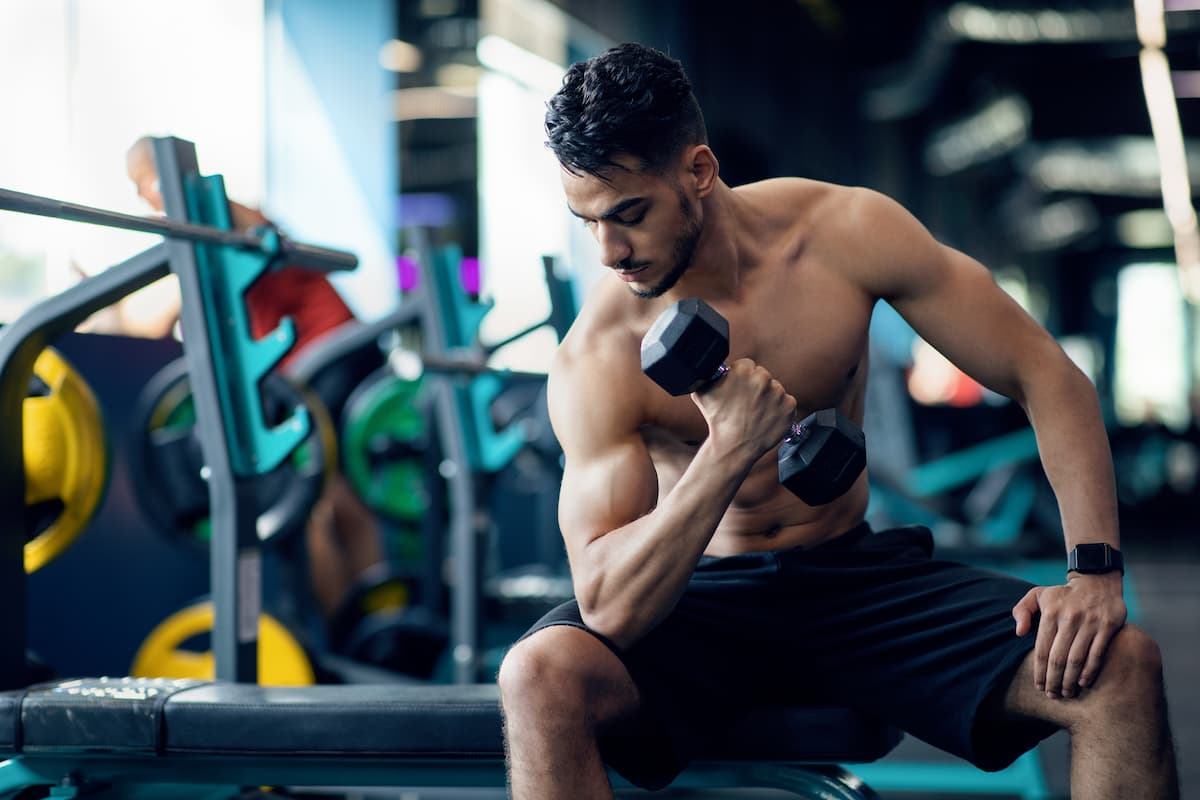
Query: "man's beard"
630 192 701 299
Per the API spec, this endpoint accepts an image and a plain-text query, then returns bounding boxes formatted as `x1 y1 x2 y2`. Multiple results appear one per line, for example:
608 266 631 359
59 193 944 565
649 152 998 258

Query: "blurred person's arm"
230 201 270 233
115 275 182 338
101 201 264 338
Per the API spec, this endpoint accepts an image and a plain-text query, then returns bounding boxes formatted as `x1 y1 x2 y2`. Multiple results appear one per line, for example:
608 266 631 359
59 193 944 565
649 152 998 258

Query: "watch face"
1073 544 1122 573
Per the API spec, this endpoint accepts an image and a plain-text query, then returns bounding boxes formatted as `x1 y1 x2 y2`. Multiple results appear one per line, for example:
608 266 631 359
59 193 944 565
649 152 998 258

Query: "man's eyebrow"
567 197 646 220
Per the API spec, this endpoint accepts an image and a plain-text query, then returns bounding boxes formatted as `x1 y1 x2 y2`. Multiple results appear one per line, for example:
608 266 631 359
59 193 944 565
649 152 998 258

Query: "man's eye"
620 212 646 225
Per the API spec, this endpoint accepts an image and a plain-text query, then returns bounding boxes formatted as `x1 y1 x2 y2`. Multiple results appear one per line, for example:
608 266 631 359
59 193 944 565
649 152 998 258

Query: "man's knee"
498 634 569 711
498 626 637 723
1096 625 1164 696
1080 625 1167 727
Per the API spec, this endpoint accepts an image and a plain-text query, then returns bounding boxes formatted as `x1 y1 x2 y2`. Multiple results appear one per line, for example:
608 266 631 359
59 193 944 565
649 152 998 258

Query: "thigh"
779 530 1056 770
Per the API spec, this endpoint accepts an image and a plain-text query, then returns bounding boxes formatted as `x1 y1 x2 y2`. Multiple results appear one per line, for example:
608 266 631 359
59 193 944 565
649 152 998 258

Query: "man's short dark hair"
545 43 707 178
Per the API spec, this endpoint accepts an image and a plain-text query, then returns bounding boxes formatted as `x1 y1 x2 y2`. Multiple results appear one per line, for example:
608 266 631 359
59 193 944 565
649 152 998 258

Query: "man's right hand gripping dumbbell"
640 297 866 505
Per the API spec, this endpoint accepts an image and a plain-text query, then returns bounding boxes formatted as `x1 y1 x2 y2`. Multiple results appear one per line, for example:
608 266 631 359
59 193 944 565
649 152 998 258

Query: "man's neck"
670 181 745 300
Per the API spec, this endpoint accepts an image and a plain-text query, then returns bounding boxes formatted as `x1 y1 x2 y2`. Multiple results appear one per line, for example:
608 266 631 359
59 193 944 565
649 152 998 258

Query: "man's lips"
615 264 649 281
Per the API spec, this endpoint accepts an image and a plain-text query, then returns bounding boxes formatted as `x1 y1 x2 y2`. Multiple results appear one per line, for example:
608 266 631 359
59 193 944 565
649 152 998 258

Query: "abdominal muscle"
647 434 871 556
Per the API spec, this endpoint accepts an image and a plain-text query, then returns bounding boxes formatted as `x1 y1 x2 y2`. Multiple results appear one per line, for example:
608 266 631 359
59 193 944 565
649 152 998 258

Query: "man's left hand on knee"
1012 572 1127 699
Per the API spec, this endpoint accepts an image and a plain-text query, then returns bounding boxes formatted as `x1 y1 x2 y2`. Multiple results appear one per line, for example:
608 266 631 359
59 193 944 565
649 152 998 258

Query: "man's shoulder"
737 177 893 206
556 288 641 369
733 178 878 239
553 284 653 392
734 176 856 205
548 292 649 434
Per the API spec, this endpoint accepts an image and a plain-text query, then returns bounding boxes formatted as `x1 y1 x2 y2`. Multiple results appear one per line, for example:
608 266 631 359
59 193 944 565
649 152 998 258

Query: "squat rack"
0 137 361 688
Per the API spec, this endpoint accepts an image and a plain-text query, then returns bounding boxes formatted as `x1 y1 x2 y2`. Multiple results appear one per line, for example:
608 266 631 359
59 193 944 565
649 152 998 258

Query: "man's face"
126 156 164 213
562 155 702 299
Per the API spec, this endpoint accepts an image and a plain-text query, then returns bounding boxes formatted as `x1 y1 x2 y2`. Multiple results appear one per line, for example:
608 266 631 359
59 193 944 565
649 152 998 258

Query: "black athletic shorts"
519 523 1057 790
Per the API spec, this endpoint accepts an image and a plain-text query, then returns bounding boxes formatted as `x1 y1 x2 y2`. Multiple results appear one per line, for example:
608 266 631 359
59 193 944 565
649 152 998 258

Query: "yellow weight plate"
362 578 409 614
130 601 316 686
24 347 107 572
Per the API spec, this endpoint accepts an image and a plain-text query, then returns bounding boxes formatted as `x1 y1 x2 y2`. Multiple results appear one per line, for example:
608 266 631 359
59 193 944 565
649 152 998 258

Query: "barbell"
0 187 356 273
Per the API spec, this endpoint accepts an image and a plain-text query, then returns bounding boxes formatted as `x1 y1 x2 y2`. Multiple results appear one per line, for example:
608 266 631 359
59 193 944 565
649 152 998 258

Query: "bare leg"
325 473 385 578
997 625 1178 799
498 625 640 800
305 473 385 618
304 485 348 617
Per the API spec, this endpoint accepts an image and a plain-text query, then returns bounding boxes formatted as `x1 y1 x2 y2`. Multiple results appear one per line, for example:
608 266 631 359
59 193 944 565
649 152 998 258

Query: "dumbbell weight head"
779 408 867 505
640 297 730 396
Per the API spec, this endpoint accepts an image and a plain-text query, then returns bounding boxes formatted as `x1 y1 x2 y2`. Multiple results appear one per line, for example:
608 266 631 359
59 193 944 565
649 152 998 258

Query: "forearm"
230 201 270 232
1023 361 1119 550
574 442 754 647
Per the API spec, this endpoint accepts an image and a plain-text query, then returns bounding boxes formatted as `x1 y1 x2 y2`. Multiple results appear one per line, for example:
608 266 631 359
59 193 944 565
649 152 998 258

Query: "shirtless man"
497 44 1178 799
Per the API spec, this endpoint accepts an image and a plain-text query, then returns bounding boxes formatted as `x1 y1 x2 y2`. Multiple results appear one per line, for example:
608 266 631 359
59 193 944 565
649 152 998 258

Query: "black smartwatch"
1067 543 1124 576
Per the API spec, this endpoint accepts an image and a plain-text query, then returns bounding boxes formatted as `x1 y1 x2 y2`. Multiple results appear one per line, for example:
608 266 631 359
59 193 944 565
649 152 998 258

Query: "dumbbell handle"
706 363 808 442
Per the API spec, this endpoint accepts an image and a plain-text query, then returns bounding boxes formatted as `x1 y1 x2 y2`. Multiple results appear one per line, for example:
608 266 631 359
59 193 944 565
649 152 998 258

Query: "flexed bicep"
546 349 657 566
557 436 658 566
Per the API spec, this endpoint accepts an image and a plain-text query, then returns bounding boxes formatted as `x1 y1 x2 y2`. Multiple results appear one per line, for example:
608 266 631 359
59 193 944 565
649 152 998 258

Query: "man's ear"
682 145 719 198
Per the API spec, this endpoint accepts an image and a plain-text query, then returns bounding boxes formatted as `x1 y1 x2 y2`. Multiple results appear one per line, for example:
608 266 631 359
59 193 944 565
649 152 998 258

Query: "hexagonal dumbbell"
640 297 866 505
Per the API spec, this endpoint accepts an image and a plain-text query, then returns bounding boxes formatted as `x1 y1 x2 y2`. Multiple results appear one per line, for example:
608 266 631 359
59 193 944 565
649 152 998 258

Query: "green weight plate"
342 373 432 521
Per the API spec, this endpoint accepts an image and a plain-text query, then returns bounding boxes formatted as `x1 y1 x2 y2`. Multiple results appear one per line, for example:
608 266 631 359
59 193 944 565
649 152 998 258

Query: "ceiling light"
379 40 423 73
392 87 476 121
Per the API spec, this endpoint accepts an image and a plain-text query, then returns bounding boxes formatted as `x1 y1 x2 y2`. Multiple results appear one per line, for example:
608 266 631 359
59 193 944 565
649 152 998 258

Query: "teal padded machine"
0 138 899 799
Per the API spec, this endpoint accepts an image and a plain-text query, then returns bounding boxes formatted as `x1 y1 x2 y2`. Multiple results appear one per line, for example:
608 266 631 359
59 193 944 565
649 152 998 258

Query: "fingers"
1047 622 1115 698
1043 608 1084 698
696 359 797 456
1028 583 1124 699
1058 623 1093 698
771 379 798 422
725 359 797 422
1036 589 1092 698
1045 619 1121 698
730 359 787 395
1033 613 1057 694
1012 588 1040 637
1077 628 1114 690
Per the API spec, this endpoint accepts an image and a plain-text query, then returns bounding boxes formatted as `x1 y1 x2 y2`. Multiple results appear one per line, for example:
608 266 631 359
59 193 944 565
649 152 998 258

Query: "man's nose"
597 223 632 267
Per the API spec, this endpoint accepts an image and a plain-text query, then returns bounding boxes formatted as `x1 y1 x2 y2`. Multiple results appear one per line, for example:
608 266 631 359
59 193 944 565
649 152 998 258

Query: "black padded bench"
0 677 900 799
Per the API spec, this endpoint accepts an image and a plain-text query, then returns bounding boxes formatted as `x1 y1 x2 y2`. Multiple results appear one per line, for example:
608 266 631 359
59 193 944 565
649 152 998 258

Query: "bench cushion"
0 677 899 762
